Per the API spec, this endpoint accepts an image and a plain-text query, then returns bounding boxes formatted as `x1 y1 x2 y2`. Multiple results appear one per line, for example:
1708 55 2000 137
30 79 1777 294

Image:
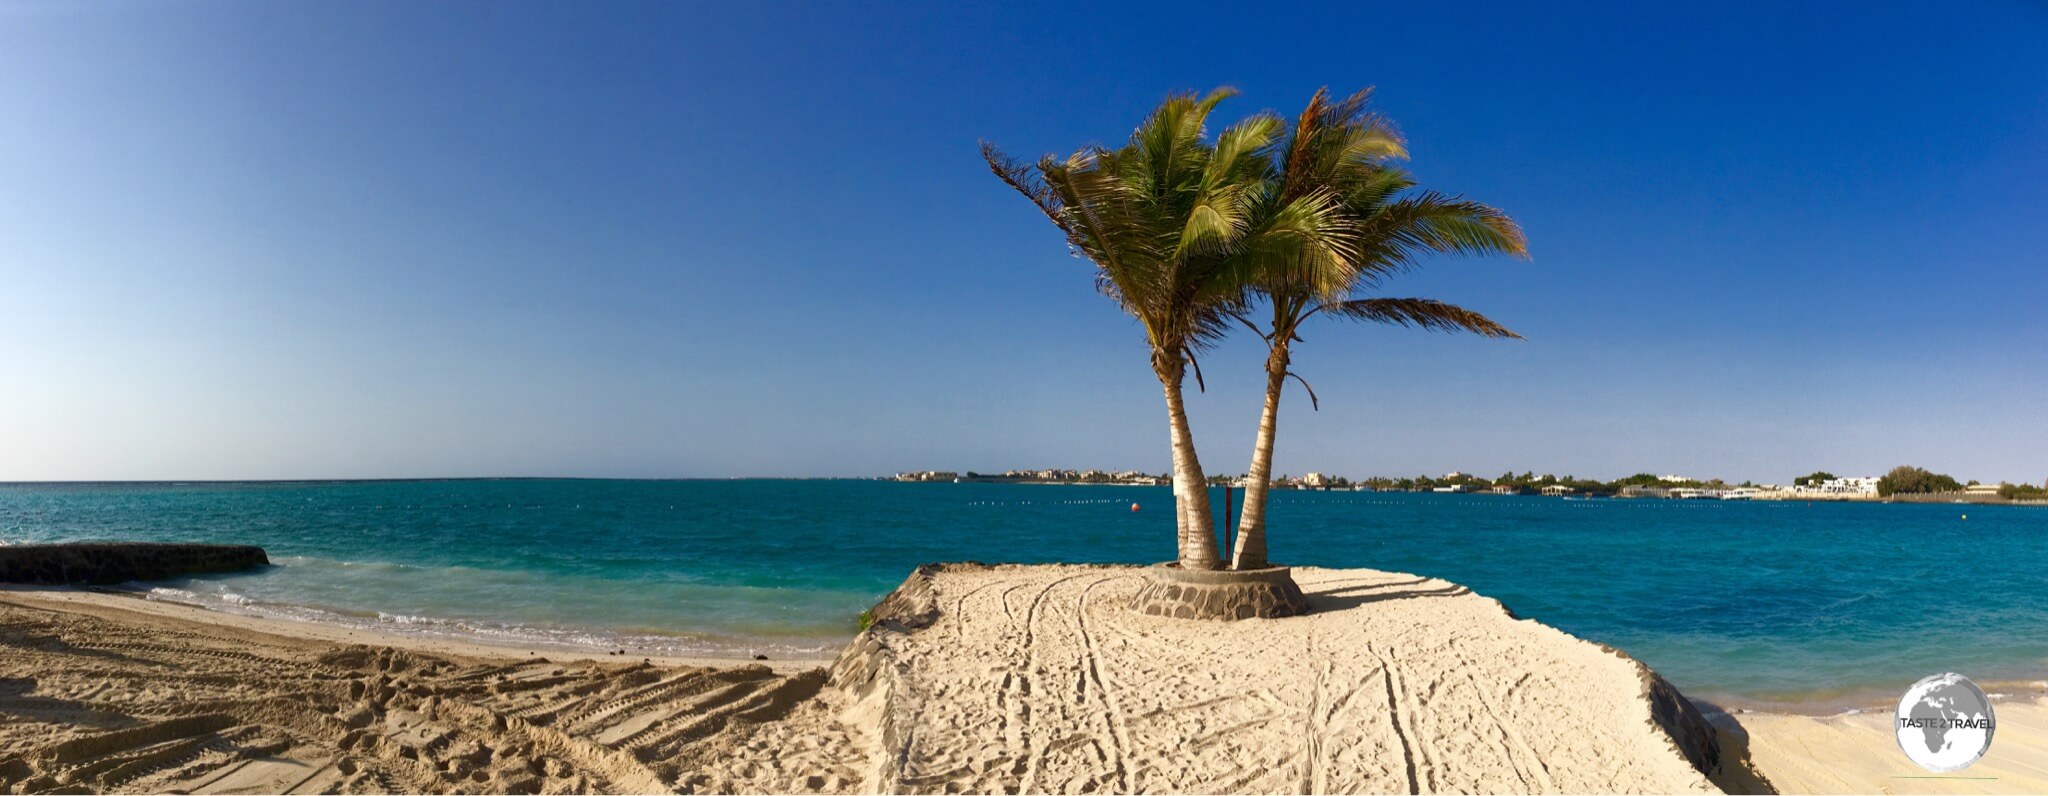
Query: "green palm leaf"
982 88 1282 571
1320 298 1523 338
1226 87 1527 571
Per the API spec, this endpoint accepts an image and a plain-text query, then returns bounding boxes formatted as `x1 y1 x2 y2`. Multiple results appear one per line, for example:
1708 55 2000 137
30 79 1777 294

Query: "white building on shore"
1791 476 1879 497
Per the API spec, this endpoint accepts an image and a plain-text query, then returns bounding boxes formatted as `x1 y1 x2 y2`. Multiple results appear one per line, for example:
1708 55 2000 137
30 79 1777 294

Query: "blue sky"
2 1 2043 483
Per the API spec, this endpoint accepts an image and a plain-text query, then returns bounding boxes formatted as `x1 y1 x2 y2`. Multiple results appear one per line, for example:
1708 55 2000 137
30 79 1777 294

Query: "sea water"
2 479 2043 707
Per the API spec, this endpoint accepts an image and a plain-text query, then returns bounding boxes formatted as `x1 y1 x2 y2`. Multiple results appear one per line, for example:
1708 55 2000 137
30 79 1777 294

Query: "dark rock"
1644 670 1722 779
0 543 269 585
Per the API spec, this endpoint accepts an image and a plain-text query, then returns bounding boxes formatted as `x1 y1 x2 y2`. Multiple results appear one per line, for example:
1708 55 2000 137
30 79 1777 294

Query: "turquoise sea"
2 479 2044 708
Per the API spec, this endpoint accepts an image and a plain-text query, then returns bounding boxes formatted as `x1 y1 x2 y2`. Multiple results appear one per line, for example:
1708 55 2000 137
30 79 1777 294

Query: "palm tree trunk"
1157 355 1221 570
1230 343 1290 570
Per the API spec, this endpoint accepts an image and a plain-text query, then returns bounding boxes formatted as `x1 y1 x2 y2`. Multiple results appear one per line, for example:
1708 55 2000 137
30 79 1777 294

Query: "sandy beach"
1732 700 2048 794
9 564 2048 794
0 587 856 794
0 563 1827 794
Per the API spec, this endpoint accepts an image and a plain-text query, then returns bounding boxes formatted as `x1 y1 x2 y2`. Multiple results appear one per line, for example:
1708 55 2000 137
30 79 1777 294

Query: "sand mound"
832 564 1723 794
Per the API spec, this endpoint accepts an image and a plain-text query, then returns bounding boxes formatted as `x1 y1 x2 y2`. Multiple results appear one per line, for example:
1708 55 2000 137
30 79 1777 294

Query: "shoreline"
10 568 2048 792
22 582 2041 721
73 573 2048 719
1693 677 2048 720
0 585 835 673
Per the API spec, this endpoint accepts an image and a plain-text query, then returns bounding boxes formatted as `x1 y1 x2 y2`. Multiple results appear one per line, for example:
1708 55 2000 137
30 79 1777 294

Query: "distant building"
1965 483 2002 496
1431 484 1466 493
1659 474 1690 483
1617 485 1671 499
1444 471 1466 480
1791 477 1878 497
1540 484 1576 496
1301 472 1330 488
1487 484 1522 495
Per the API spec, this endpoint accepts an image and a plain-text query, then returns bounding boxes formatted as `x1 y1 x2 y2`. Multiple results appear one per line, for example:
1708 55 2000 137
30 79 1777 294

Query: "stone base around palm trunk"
1129 562 1309 620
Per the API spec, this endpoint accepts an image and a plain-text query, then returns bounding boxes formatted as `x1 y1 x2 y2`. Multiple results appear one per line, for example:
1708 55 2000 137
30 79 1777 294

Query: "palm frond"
1230 187 1357 300
980 141 1065 230
982 88 1274 358
1320 298 1523 339
1356 191 1528 267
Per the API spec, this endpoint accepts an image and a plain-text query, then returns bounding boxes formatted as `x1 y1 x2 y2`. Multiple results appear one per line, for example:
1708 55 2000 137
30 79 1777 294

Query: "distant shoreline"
8 476 2044 506
898 476 2048 506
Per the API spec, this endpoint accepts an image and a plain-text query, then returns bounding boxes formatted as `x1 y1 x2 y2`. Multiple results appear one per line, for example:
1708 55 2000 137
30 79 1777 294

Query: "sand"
1733 697 2048 794
0 588 857 794
0 564 1904 795
3 587 830 675
832 564 1722 794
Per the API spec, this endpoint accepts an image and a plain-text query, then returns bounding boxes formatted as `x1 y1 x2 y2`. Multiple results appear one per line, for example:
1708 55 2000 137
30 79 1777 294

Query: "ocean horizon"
4 478 2043 711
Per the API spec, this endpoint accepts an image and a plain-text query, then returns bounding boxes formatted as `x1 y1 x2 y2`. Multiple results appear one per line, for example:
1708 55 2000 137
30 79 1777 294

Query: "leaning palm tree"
982 89 1281 570
1228 89 1528 570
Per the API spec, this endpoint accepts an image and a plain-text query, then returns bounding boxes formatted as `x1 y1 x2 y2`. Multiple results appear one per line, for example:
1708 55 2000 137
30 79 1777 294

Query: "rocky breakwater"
0 542 270 585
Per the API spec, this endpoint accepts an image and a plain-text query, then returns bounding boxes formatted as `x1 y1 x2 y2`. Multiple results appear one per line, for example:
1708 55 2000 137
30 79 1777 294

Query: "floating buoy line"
966 498 1137 507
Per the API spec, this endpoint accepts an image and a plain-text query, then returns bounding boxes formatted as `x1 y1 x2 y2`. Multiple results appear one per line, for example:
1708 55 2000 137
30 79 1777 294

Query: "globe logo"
1894 673 1995 772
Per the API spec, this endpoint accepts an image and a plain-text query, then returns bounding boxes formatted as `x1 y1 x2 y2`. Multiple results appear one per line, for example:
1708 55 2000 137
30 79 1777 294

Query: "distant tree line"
966 465 2046 501
1875 465 1963 496
2000 482 2048 500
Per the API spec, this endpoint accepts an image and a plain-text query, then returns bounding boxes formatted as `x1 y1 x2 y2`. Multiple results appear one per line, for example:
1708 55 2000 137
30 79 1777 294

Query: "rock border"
1128 562 1310 621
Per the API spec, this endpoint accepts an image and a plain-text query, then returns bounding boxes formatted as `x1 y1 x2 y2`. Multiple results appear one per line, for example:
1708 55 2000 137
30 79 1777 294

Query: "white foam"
160 586 828 659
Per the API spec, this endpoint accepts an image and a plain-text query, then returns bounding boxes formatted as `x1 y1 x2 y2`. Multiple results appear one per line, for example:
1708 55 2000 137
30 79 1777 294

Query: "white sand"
832 564 1722 794
1 565 1774 794
1737 697 2048 794
0 588 854 794
3 585 832 673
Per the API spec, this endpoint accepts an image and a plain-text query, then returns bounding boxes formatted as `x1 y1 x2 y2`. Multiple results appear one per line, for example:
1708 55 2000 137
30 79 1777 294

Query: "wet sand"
1733 698 2048 794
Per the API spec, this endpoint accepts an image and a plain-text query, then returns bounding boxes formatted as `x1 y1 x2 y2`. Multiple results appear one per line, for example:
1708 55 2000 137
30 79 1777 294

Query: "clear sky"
3 1 2043 484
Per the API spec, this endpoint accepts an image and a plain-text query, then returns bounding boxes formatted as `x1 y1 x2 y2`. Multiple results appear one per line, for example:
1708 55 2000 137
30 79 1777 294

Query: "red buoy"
1129 502 1141 513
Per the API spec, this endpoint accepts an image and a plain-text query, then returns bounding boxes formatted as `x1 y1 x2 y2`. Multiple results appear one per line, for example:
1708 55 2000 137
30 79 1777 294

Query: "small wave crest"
270 555 422 572
138 581 836 660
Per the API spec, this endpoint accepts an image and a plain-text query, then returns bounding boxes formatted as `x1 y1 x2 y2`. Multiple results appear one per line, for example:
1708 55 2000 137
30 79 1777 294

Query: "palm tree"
1228 89 1528 570
982 89 1283 570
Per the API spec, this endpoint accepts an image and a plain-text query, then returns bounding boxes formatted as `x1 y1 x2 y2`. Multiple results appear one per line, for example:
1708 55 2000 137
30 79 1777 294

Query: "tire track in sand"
977 580 1034 788
1457 648 1554 792
1370 642 1422 795
1016 573 1094 795
1075 575 1136 793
